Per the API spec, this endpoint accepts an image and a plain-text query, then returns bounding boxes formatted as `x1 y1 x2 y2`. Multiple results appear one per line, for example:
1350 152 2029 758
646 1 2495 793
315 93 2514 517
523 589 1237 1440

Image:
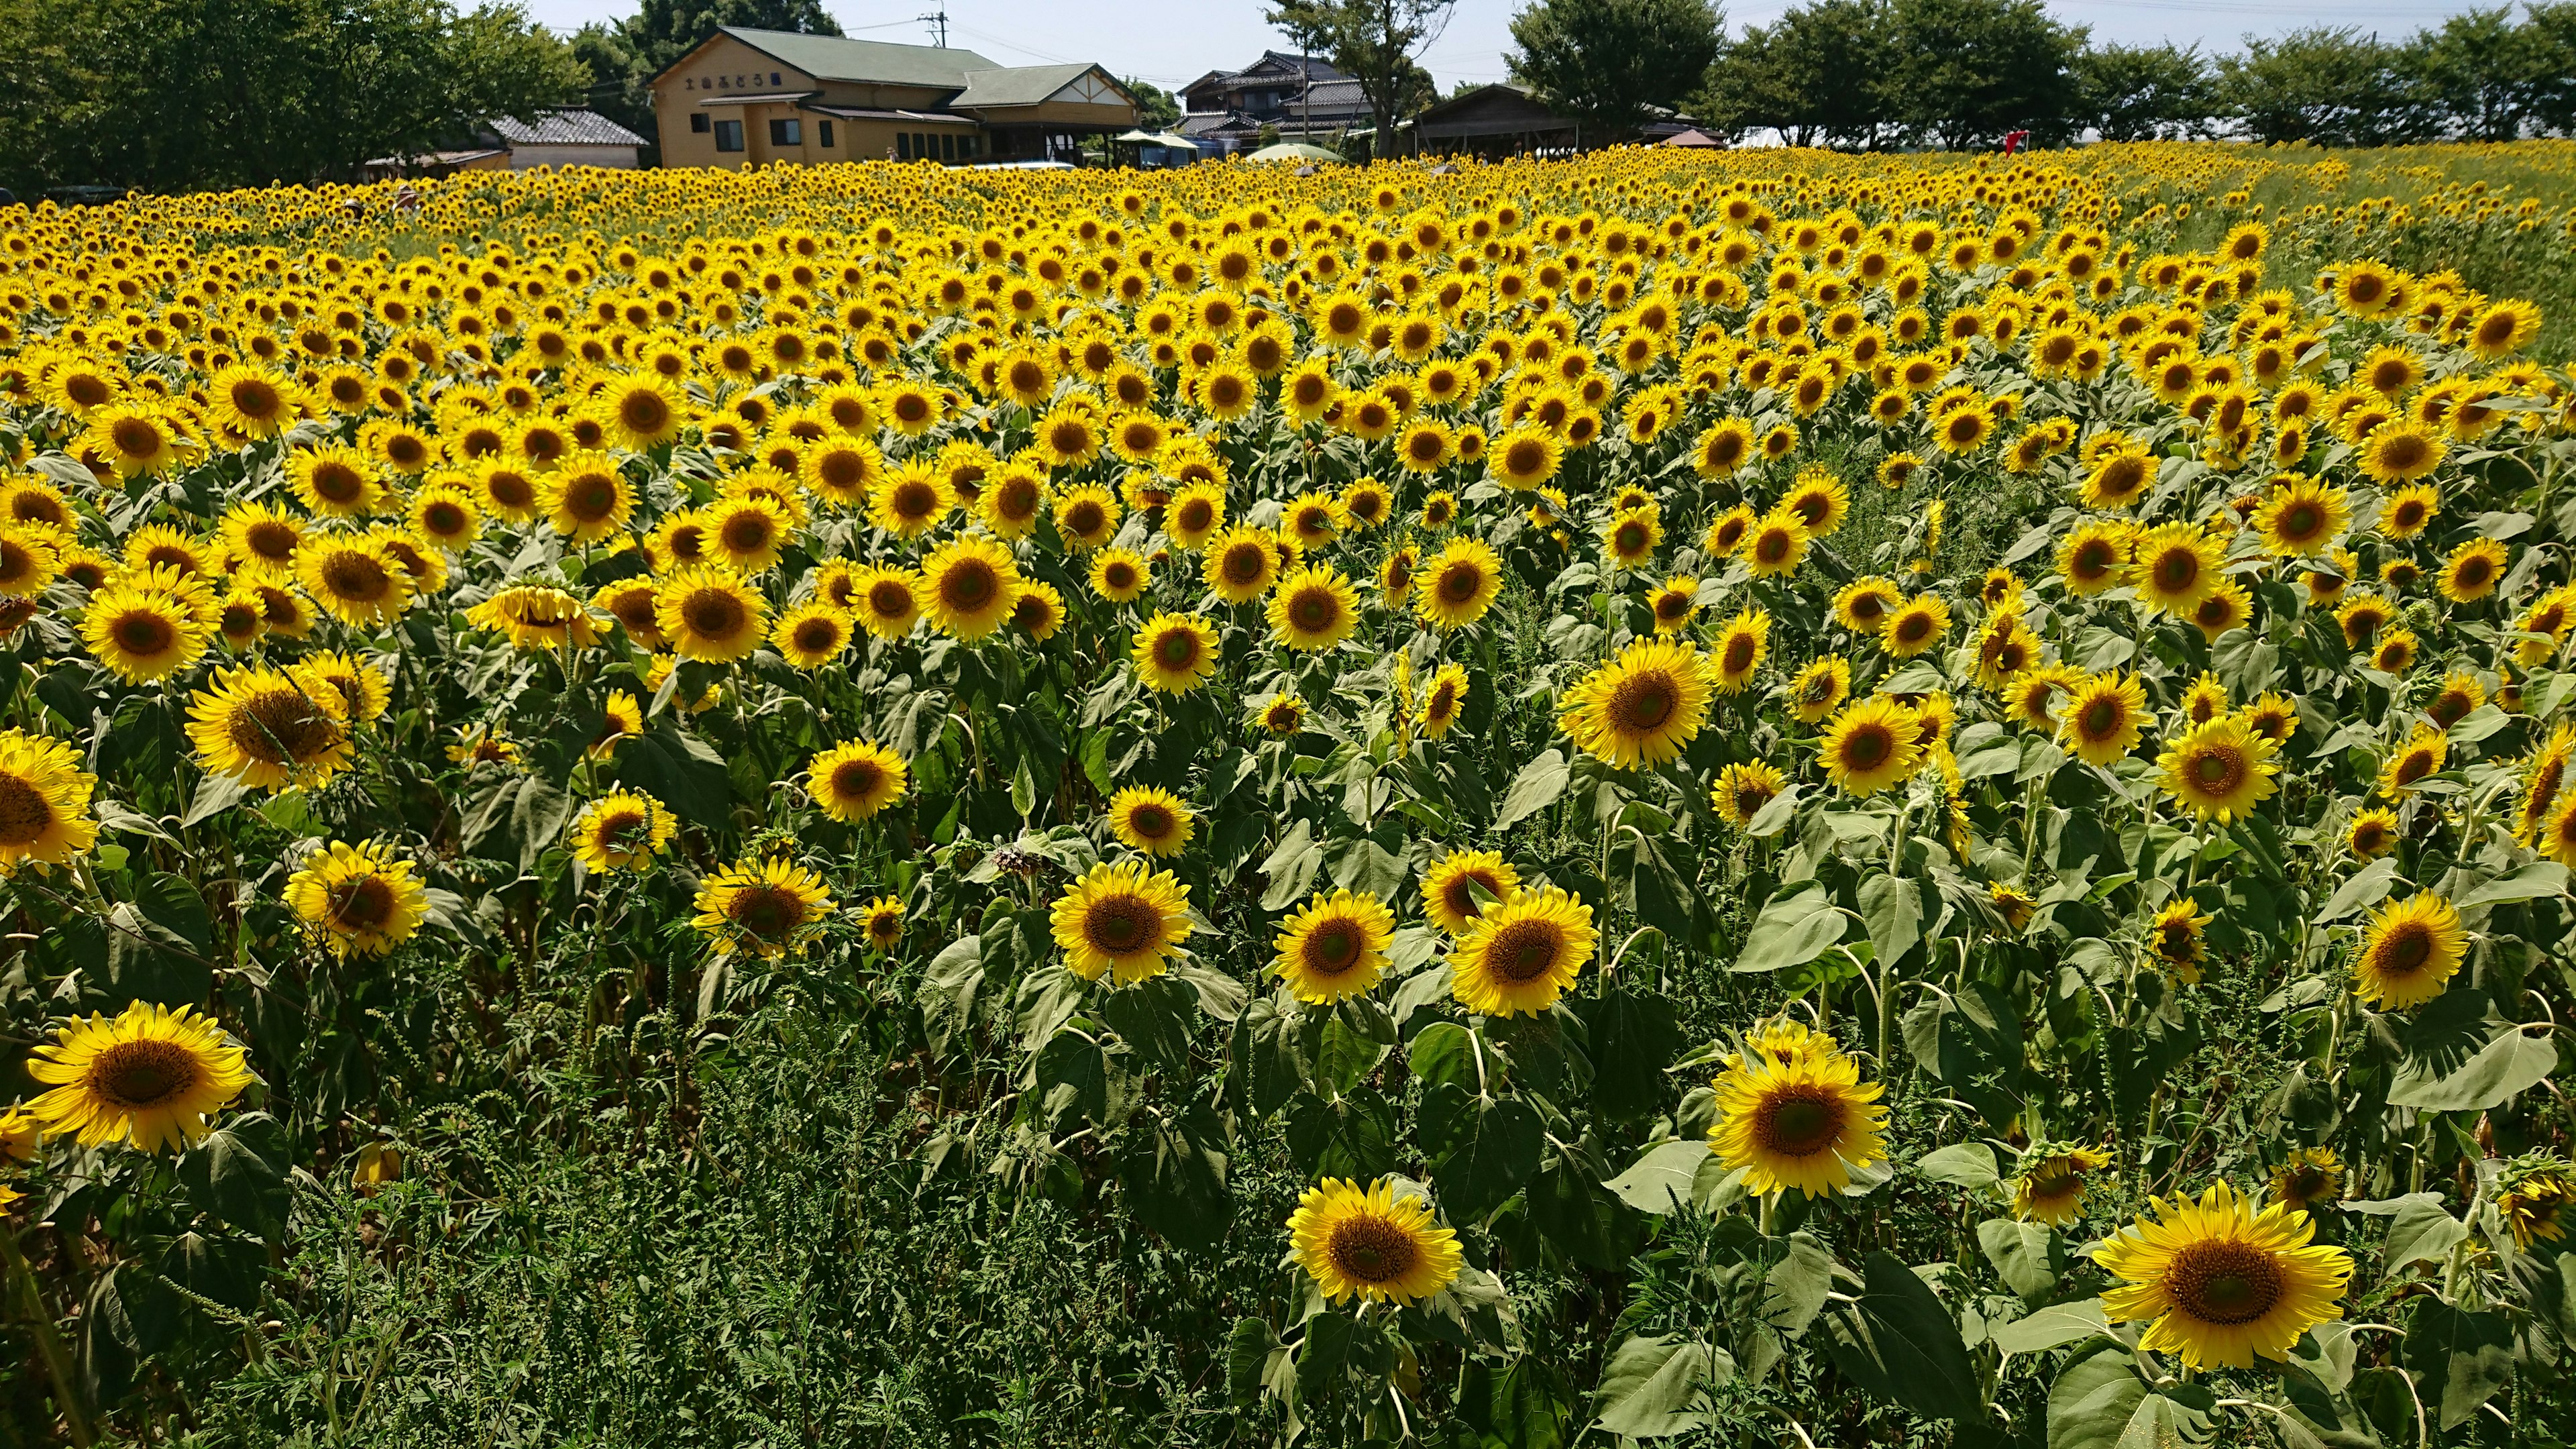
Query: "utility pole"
918 9 948 47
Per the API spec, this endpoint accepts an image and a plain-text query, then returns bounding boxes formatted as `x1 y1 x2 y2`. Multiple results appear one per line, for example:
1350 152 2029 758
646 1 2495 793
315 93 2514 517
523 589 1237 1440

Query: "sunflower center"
2394 751 2434 788
113 609 178 658
682 588 747 639
728 883 804 939
1081 892 1159 955
792 618 839 651
1607 670 1677 731
1326 1214 1418 1285
2082 700 2121 738
2192 747 2243 792
0 772 56 844
1485 918 1564 983
1754 1088 1843 1157
594 808 648 849
91 1038 201 1108
320 551 391 601
2380 922 2433 973
722 514 773 551
2154 549 2200 592
1154 631 1200 669
562 474 619 521
229 688 339 764
1303 919 1364 975
331 875 396 930
1842 724 1892 770
1291 590 1336 631
1723 635 1758 674
2165 1239 2285 1325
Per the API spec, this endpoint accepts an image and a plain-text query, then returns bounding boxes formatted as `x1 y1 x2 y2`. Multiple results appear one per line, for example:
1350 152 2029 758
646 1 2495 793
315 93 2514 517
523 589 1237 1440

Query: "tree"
574 0 841 159
1505 0 1721 144
2403 6 2537 140
2530 1 2576 136
1125 78 1183 131
1266 0 1457 158
2074 42 2216 142
2216 27 2424 147
1880 0 2085 149
1698 0 1897 148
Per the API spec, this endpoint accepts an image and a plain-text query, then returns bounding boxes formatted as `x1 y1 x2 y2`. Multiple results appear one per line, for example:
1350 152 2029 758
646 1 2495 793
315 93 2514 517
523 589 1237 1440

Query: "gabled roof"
1230 50 1346 83
950 63 1130 109
707 25 998 88
486 109 648 148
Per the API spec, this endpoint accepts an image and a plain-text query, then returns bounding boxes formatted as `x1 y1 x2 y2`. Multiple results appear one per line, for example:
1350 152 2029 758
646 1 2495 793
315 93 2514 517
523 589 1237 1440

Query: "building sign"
685 72 786 92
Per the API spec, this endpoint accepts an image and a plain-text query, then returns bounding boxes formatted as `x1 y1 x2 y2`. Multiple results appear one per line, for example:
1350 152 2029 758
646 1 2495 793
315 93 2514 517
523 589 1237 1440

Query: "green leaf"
2455 861 2569 910
2385 1026 2557 1111
1296 1311 1360 1403
1858 872 1927 969
1226 1317 1284 1408
1762 1233 1834 1334
1034 1028 1109 1130
917 934 985 1057
1976 1218 2063 1304
1990 1298 2109 1356
1917 1142 2002 1192
2319 857 2400 922
1580 985 1683 1121
1420 1083 1542 1222
1604 1140 1715 1214
1284 1087 1397 1181
2046 1340 2145 1448
181 771 248 827
1819 1252 1981 1421
1099 975 1197 1070
1733 881 1846 973
1407 1022 1479 1092
1589 1335 1724 1438
614 718 733 826
1116 1106 1231 1252
176 1112 292 1243
1256 818 1322 910
2406 1299 2514 1430
1493 748 1570 830
2380 1193 2467 1274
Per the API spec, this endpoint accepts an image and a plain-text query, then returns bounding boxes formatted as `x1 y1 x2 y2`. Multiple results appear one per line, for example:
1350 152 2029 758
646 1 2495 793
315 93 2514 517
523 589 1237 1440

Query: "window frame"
712 119 743 153
768 117 802 147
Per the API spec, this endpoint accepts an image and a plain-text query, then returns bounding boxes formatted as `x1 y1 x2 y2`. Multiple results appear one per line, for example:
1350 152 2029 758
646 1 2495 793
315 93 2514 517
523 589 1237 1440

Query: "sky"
519 0 2512 92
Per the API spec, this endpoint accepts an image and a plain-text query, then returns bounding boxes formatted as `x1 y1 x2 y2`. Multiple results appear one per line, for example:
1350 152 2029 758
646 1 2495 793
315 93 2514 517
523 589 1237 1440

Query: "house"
1177 50 1372 156
360 109 647 180
650 26 1138 169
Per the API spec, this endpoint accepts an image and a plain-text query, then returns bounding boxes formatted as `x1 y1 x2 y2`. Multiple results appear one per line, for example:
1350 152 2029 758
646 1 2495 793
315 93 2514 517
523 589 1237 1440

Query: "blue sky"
521 0 2510 92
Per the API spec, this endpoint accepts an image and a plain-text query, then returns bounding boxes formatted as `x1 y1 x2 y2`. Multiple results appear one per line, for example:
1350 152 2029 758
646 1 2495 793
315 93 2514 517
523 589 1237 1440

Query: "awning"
1147 132 1199 149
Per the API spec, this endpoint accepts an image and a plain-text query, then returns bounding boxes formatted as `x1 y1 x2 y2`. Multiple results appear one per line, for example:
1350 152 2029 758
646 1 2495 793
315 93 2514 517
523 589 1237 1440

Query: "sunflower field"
2 140 2576 1447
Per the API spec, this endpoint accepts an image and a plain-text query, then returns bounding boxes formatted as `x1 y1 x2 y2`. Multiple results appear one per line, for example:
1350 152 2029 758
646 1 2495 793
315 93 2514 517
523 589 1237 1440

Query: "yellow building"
652 26 1140 169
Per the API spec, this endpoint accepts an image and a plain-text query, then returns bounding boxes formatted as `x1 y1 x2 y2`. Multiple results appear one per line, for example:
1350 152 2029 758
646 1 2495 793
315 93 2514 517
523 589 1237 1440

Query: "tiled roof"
488 110 648 148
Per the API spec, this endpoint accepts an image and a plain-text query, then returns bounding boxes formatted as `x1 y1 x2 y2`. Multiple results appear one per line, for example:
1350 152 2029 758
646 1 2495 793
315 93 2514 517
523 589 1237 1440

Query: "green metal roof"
715 26 996 88
949 64 1095 109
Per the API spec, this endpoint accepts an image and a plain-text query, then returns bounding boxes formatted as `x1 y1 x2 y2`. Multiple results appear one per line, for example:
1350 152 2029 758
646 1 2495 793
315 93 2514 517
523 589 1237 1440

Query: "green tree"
1126 78 1183 131
2403 5 2538 140
573 0 842 159
2074 42 2216 142
1505 0 1721 145
2216 26 2424 146
2530 1 2576 135
1699 0 1897 148
1265 0 1457 158
1880 0 2085 149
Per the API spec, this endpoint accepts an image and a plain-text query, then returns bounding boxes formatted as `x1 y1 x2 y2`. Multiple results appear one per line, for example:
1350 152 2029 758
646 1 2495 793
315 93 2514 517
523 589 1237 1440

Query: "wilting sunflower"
569 791 676 873
2057 672 2147 767
0 729 99 868
771 601 852 669
808 740 909 822
186 666 350 790
2251 476 2349 557
1711 760 1788 828
24 1002 256 1152
2147 898 2214 982
2375 727 2448 798
1558 638 1714 769
1132 611 1221 694
2350 892 2465 1009
2495 1155 2576 1247
1421 850 1519 936
1449 887 1597 1017
2155 716 2279 822
654 565 769 662
1108 785 1195 857
1417 662 1470 739
2128 524 2222 614
2269 1148 2345 1214
1786 655 1849 724
1268 566 1358 651
692 857 835 959
1271 889 1397 1004
1287 1178 1464 1305
1050 859 1193 984
1414 537 1503 631
2095 1182 2352 1371
298 535 413 627
467 585 602 651
284 840 428 957
1710 1047 1890 1199
2013 1143 2114 1226
1819 696 1925 796
2436 537 2508 604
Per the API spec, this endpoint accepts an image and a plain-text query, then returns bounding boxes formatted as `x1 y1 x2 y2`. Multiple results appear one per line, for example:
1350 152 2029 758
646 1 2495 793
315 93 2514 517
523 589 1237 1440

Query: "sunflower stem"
0 1223 93 1448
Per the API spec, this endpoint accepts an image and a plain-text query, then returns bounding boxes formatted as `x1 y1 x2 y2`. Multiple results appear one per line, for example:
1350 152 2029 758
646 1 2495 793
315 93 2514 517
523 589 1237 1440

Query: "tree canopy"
1505 0 1721 143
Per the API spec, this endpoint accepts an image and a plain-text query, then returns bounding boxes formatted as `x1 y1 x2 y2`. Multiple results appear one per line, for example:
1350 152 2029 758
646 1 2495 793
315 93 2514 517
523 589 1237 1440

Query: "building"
361 109 646 180
651 26 1138 169
1177 51 1371 156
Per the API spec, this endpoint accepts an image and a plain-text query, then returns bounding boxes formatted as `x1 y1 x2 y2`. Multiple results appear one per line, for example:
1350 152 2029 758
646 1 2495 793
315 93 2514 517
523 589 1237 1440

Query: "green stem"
0 1224 93 1448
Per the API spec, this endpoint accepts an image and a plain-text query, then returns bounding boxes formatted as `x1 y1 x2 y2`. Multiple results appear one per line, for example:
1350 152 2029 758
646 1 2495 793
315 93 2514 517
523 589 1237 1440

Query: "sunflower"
1815 696 1922 796
297 651 388 725
1450 887 1597 1017
543 452 635 543
1414 538 1503 631
1644 575 1701 634
2095 1182 2352 1371
2436 537 2508 604
771 601 852 668
2369 627 2420 675
1710 610 1770 694
2241 692 2302 744
1287 1178 1464 1305
1108 785 1195 857
1786 655 1849 724
1421 850 1520 936
704 495 789 574
1202 524 1280 604
23 1002 256 1152
2251 476 2349 557
692 857 834 959
78 580 205 686
2148 898 2213 982
2187 581 2254 642
2376 727 2448 798
1989 882 2037 932
284 839 428 957
1782 469 1851 537
2155 716 2279 822
1710 1047 1890 1198
1083 547 1147 606
1489 426 1562 487
2059 672 2147 766
299 535 413 627
466 585 602 651
2269 1148 2345 1214
568 791 676 872
2514 724 2574 845
809 740 909 822
2355 422 2445 484
1832 578 1902 633
2013 1143 2114 1226
1711 760 1788 829
186 665 351 791
2345 806 2400 860
1267 566 1358 651
0 729 99 868
2055 519 2133 596
653 565 769 662
2350 892 2465 1010
1558 638 1714 769
1256 693 1305 737
1051 859 1194 984
1128 610 1218 694
2080 446 2155 510
2126 524 2221 615
1417 661 1469 739
1878 595 1949 658
1272 889 1397 1004
843 565 922 641
2495 1155 2576 1247
1742 510 1810 578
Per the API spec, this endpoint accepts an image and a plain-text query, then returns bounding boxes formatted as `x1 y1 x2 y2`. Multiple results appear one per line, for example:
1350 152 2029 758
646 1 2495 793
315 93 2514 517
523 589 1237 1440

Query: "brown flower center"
91 1038 200 1108
2164 1239 2284 1325
0 772 54 844
1484 918 1564 983
227 687 339 765
1754 1087 1843 1157
1326 1213 1417 1284
1081 892 1157 956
